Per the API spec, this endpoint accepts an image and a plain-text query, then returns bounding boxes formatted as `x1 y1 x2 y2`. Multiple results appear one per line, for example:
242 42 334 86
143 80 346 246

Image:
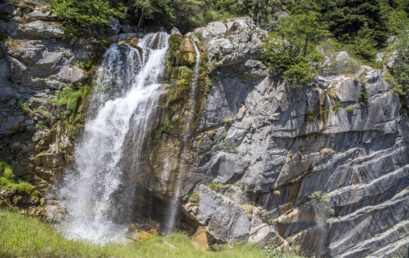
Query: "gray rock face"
197 185 251 243
183 17 409 257
0 1 97 190
18 20 64 39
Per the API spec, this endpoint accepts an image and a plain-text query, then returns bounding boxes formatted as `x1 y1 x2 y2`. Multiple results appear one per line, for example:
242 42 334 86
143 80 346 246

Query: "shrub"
208 181 231 191
391 35 409 95
332 102 342 111
346 105 354 113
0 160 38 197
359 91 369 106
53 86 90 116
262 13 327 87
309 191 335 216
320 148 335 155
48 0 124 37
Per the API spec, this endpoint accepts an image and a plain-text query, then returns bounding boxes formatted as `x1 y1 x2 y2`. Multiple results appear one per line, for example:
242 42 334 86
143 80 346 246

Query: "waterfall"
164 40 201 235
53 32 169 244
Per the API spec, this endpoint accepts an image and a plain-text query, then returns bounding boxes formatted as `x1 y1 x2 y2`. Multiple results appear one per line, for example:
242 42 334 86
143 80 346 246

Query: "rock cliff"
176 18 409 257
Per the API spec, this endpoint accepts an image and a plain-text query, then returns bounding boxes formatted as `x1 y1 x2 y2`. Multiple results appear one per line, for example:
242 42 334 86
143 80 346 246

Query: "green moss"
0 160 38 198
52 85 90 139
17 100 34 116
332 102 342 111
346 105 354 113
222 131 228 139
306 112 316 121
54 86 85 115
188 192 199 200
208 181 231 191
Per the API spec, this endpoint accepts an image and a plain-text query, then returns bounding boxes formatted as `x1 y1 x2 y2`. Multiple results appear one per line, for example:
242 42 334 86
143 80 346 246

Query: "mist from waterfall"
53 32 169 244
163 40 201 235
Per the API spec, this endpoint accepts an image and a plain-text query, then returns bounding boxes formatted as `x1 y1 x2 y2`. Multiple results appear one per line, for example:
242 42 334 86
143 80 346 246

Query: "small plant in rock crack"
346 105 354 113
309 191 335 216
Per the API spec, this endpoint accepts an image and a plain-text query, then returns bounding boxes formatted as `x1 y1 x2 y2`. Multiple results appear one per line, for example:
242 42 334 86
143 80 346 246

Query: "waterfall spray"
51 32 169 244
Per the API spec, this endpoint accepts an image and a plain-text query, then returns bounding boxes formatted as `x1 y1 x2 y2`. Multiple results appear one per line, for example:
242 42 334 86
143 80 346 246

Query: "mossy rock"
167 35 197 68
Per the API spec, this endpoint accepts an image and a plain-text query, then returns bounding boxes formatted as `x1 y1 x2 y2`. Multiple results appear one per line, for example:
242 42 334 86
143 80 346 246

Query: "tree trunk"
303 36 309 57
137 7 144 29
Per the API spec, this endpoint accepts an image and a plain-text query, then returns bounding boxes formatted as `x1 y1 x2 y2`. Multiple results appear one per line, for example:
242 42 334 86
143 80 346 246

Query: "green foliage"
346 105 355 113
306 112 316 121
17 100 33 116
309 191 335 216
208 181 231 191
52 85 90 139
0 160 38 198
263 243 300 258
48 0 124 37
222 131 228 139
262 13 327 87
53 86 90 117
0 209 266 257
332 102 342 111
188 192 199 200
359 91 369 106
381 0 409 35
264 244 283 257
75 60 93 71
391 35 409 95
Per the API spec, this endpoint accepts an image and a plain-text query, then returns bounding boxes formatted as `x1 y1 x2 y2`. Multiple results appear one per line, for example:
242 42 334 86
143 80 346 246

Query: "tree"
323 0 387 42
49 0 124 36
391 35 409 94
262 13 328 86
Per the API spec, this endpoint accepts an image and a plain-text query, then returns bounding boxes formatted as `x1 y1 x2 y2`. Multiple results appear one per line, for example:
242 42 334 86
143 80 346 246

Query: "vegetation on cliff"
46 0 409 90
262 13 327 87
390 35 409 94
52 85 91 139
0 161 38 198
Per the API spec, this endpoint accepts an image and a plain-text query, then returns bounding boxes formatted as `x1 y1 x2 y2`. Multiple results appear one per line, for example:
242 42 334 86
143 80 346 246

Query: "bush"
309 191 334 216
48 0 124 37
53 86 90 116
346 105 354 113
0 160 38 197
262 13 327 87
391 35 409 95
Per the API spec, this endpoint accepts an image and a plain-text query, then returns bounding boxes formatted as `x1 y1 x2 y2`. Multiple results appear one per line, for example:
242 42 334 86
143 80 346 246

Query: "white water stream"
54 32 169 244
164 40 201 234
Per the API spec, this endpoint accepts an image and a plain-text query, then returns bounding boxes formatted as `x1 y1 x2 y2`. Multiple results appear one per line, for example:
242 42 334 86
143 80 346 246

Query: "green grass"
0 160 38 198
0 209 268 257
53 86 90 115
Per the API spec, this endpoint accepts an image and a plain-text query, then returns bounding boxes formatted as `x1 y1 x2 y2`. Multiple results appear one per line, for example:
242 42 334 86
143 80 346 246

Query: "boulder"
197 185 251 243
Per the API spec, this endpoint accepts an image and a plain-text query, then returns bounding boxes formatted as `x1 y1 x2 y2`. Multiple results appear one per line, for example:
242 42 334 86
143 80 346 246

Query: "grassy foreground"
0 209 267 257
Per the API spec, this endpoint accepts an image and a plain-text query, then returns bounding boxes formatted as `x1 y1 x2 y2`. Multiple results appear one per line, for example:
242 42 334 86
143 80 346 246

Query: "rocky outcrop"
0 0 101 197
169 17 409 257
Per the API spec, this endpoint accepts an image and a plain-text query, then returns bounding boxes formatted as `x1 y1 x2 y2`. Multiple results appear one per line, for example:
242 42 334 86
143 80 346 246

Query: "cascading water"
164 40 201 235
53 32 169 244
